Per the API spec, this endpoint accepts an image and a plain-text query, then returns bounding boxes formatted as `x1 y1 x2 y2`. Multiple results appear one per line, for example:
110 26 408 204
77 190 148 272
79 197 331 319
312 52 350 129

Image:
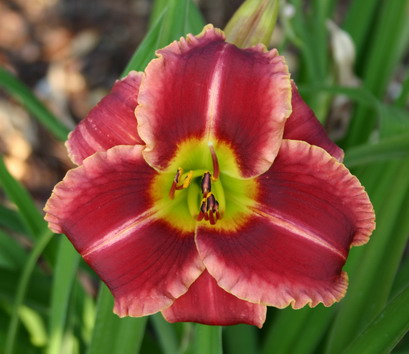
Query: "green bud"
224 0 279 48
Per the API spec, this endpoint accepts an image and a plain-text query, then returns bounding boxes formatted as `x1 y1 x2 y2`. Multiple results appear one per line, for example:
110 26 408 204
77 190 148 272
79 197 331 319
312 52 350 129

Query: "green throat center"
150 140 258 231
168 144 224 225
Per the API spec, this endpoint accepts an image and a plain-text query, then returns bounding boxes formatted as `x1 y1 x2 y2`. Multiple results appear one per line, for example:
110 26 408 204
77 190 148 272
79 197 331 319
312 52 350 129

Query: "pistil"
209 143 220 180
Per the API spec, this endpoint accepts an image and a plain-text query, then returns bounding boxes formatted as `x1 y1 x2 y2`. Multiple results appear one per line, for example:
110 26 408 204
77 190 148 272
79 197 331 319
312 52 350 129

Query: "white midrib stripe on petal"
251 206 347 260
82 208 157 257
205 45 228 143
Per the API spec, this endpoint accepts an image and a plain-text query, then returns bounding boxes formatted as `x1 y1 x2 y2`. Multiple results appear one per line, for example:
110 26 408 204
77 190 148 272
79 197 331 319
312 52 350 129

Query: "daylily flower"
44 25 375 328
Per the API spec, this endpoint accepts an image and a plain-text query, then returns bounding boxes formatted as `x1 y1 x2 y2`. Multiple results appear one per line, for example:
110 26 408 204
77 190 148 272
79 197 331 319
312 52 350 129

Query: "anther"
182 171 193 188
201 172 212 196
197 192 220 225
169 168 185 199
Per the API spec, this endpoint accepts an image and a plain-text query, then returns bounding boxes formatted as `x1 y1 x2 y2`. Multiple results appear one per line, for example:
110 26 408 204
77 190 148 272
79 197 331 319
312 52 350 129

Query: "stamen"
197 192 220 225
182 171 193 188
169 168 183 199
201 172 212 196
169 168 193 198
213 181 225 219
209 144 220 180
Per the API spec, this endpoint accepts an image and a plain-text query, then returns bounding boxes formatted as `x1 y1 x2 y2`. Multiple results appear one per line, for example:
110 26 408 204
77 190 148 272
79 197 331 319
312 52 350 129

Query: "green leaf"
344 132 409 167
0 156 47 239
122 0 205 76
395 69 409 109
19 305 48 347
112 316 147 354
344 284 409 354
391 256 409 297
4 229 53 354
342 0 380 63
86 285 120 354
149 0 168 27
0 67 70 141
225 324 259 354
378 103 409 139
0 204 30 235
0 229 27 270
47 237 80 354
87 284 147 354
262 307 311 354
151 314 179 354
326 158 409 353
121 8 168 76
344 0 409 146
290 306 336 354
193 325 222 354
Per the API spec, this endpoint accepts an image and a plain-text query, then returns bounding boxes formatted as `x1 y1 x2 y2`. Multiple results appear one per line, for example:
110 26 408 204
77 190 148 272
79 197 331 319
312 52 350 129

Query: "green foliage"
1 0 408 353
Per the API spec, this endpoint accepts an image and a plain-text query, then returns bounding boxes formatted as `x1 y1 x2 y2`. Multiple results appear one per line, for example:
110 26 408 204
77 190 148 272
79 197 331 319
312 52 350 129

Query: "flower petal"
162 270 266 328
44 145 204 316
136 25 291 177
283 82 344 161
196 140 375 309
67 71 144 165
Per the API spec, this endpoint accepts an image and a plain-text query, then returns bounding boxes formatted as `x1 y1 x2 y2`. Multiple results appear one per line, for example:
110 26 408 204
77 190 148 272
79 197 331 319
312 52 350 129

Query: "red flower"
44 25 375 328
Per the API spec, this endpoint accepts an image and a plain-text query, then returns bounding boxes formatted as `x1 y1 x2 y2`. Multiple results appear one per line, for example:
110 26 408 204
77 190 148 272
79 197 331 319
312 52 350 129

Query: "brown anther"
201 172 212 196
169 168 183 199
197 193 220 225
209 144 220 180
200 198 207 214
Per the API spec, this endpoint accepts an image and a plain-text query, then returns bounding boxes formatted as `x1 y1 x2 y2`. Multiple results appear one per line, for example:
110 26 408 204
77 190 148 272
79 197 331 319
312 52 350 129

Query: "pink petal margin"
196 140 375 309
162 270 266 328
44 145 204 316
67 71 144 165
283 82 344 161
136 24 291 177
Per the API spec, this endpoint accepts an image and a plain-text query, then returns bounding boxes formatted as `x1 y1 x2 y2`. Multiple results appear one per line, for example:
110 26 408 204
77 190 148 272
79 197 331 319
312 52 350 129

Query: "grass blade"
151 314 179 354
122 0 205 76
0 156 47 239
327 158 409 353
47 237 80 354
344 285 409 354
87 284 120 354
262 307 311 354
193 325 222 354
344 132 409 167
121 8 168 75
0 204 29 235
4 229 53 354
0 67 70 141
225 324 259 354
345 0 409 146
0 229 27 270
112 316 147 354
